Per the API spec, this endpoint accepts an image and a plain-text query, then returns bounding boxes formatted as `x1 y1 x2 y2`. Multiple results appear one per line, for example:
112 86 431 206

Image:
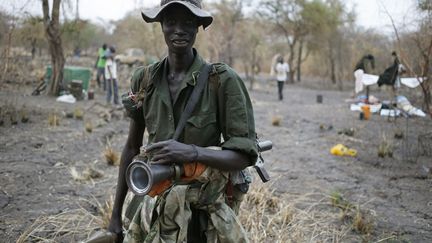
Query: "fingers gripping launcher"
126 140 273 196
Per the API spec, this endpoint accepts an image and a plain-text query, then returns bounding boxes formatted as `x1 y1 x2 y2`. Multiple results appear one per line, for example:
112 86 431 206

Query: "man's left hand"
145 139 197 164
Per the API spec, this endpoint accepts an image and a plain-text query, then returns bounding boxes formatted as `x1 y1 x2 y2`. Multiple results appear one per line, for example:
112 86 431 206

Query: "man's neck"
167 49 195 73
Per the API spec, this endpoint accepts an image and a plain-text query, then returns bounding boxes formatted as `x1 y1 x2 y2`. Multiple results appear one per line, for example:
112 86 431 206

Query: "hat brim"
141 1 213 30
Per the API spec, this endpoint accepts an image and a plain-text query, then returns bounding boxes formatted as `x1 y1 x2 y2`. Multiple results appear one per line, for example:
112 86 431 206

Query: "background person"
105 46 119 106
353 54 375 97
274 55 289 100
95 43 107 91
377 51 406 99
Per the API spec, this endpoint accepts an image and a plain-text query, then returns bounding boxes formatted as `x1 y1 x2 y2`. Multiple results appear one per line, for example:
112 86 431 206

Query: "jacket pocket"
145 115 158 141
185 113 218 145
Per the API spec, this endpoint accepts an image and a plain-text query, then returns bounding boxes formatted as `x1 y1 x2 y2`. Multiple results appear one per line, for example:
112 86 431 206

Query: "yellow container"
330 144 357 157
361 105 371 120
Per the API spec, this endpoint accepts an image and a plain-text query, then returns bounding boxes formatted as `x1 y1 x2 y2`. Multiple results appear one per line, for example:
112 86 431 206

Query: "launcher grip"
254 165 270 183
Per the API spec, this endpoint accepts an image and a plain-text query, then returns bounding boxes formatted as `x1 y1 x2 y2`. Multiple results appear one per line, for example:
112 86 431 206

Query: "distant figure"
274 55 290 100
105 46 119 106
353 54 375 95
73 47 81 58
95 43 107 90
378 51 406 98
31 46 36 59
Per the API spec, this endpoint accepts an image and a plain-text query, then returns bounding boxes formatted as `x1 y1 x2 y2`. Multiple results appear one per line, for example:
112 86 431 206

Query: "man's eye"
166 20 176 25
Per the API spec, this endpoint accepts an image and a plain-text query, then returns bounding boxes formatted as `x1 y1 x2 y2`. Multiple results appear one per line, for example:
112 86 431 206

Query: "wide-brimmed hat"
141 0 213 29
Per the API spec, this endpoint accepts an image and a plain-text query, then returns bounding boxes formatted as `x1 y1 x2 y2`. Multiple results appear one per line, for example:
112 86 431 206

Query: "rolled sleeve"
222 136 258 164
216 64 258 164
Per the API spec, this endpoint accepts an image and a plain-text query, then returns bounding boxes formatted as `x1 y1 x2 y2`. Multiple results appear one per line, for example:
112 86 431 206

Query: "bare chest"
167 72 186 102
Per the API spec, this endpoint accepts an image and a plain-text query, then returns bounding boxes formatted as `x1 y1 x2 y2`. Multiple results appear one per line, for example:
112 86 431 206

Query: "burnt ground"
0 76 431 242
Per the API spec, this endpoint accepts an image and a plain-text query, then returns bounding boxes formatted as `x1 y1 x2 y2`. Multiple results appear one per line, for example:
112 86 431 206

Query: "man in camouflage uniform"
107 1 258 242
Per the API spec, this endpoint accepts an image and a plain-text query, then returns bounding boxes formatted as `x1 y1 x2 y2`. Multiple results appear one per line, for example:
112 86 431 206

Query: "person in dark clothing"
378 51 405 99
377 51 400 87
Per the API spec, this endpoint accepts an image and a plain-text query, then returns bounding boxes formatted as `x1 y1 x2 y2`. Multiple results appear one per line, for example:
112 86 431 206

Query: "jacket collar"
152 48 205 87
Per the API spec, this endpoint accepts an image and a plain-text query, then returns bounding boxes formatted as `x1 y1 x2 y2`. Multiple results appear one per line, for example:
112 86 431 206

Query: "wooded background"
0 0 431 111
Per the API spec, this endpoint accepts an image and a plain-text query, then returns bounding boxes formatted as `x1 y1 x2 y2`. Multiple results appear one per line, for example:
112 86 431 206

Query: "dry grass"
70 166 104 182
330 191 353 210
74 107 84 120
394 129 404 139
20 105 29 123
48 113 60 126
330 191 374 238
16 197 113 243
104 144 120 166
18 180 381 243
95 195 115 229
378 135 393 158
271 115 282 126
10 106 18 125
240 182 377 242
85 120 93 133
353 207 374 235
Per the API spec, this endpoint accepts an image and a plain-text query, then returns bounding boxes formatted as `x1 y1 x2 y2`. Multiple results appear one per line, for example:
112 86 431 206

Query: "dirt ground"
0 73 431 242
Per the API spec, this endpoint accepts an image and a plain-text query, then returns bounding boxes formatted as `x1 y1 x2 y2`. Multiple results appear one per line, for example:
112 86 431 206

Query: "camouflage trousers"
122 168 249 243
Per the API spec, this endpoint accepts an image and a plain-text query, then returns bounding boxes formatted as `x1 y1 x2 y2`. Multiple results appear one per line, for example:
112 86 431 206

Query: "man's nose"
173 23 187 35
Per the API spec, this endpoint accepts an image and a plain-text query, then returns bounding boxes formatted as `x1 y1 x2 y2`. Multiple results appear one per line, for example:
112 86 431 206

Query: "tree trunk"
287 43 295 83
244 64 252 90
227 40 233 67
328 42 336 84
42 0 65 96
1 25 13 82
336 35 344 90
249 49 257 91
329 56 336 84
297 39 303 82
423 84 431 115
420 56 432 115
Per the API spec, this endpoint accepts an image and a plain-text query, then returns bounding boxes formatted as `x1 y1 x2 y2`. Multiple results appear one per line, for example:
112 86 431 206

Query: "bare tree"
208 0 245 66
236 18 265 90
0 17 15 82
260 0 297 83
383 1 432 116
413 4 432 115
42 0 65 96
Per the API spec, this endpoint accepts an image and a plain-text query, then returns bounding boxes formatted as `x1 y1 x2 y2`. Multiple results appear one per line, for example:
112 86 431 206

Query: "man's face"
161 5 199 53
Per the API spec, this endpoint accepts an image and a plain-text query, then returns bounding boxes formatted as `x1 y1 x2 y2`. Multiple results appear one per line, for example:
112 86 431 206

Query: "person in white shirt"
274 56 289 100
105 46 119 106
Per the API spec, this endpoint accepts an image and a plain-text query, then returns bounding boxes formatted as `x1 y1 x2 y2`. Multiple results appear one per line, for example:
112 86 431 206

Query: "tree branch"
52 0 61 24
42 0 50 24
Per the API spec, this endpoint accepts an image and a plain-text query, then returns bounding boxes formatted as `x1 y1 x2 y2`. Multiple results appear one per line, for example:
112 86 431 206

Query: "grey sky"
0 0 418 31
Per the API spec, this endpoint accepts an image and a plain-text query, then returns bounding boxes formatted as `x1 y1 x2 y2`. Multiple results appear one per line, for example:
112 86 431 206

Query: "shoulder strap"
141 66 152 90
172 63 212 141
